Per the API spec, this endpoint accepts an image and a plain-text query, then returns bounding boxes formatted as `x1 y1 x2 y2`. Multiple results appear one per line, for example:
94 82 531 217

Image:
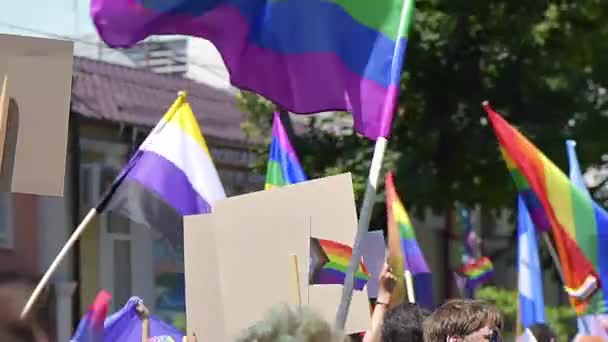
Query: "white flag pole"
335 137 387 328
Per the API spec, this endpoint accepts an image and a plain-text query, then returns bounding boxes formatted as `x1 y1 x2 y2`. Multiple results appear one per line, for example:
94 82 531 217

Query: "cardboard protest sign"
0 34 73 196
184 173 371 340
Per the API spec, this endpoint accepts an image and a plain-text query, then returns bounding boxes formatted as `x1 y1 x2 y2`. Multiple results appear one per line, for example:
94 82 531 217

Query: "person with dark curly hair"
381 302 429 342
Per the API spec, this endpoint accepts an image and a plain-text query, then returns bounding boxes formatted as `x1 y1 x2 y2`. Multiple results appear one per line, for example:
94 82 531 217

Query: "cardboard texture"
184 173 371 340
184 214 226 342
0 34 74 196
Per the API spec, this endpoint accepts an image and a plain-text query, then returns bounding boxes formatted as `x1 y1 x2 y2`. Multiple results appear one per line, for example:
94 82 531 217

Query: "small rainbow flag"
485 102 604 314
265 112 307 189
385 171 432 307
457 256 494 290
91 0 415 140
71 290 111 342
311 238 370 291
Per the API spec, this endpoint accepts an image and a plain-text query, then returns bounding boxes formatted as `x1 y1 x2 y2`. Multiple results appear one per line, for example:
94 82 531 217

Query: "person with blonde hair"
236 305 346 342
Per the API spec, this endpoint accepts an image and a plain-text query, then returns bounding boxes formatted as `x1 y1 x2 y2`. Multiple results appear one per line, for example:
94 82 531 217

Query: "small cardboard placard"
184 174 370 340
0 34 74 196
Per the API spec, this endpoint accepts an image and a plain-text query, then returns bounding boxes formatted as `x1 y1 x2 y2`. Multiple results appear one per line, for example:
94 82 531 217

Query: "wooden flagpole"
289 254 302 306
21 91 187 319
0 75 10 171
21 208 99 319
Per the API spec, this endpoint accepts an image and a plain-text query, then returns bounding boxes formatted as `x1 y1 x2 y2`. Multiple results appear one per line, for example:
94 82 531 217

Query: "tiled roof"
71 57 248 143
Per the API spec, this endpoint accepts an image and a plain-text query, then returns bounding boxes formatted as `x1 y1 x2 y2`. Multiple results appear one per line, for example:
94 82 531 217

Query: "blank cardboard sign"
184 174 371 340
0 34 73 196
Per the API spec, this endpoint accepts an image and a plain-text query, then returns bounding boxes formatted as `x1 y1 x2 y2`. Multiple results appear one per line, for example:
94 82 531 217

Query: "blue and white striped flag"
518 195 546 328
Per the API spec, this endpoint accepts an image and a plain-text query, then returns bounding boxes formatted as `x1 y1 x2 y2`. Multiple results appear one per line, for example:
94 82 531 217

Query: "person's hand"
136 303 150 319
377 262 395 305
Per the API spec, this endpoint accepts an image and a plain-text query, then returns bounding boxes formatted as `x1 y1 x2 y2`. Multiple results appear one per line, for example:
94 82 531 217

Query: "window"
0 193 13 249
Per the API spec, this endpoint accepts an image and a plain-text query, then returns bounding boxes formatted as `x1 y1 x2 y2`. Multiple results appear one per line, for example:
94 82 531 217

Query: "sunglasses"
489 329 501 342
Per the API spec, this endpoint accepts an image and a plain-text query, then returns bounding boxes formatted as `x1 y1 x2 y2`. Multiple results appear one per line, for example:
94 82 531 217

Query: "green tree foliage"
477 286 577 341
239 1 608 215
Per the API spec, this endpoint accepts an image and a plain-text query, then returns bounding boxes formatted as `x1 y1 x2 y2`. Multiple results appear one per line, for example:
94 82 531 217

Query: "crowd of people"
236 263 506 342
0 266 604 341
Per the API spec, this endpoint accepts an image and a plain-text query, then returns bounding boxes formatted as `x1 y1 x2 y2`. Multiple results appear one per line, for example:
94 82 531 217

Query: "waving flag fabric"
567 140 608 337
484 102 604 314
71 291 111 342
97 92 226 246
518 195 546 328
104 297 184 342
385 171 433 308
457 257 494 288
91 0 415 140
453 205 493 298
265 113 307 189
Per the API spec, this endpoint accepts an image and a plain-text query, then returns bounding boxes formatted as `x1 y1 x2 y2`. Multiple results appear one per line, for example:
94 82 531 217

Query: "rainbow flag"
71 291 111 342
311 238 370 291
97 92 226 246
265 112 307 189
453 205 493 297
484 102 605 314
385 171 432 307
457 256 494 290
91 0 415 140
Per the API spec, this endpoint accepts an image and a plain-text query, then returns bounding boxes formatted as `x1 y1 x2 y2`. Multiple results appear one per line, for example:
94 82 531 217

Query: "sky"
0 0 94 38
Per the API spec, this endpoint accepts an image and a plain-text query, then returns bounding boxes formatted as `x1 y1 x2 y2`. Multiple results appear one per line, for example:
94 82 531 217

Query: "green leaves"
477 286 577 341
238 0 608 217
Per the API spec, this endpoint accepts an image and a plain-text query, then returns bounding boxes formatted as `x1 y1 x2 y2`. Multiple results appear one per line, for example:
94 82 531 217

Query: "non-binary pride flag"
265 112 307 189
91 0 415 140
385 171 433 308
484 102 606 315
71 291 111 342
97 92 226 246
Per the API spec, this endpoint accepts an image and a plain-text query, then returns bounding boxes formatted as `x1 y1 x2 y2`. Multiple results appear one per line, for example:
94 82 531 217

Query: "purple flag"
104 297 184 342
90 0 416 140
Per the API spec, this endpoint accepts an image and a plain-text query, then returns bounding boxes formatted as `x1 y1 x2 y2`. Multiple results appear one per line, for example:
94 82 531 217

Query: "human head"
235 305 346 342
381 302 429 342
424 299 503 342
576 337 606 342
527 323 557 342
